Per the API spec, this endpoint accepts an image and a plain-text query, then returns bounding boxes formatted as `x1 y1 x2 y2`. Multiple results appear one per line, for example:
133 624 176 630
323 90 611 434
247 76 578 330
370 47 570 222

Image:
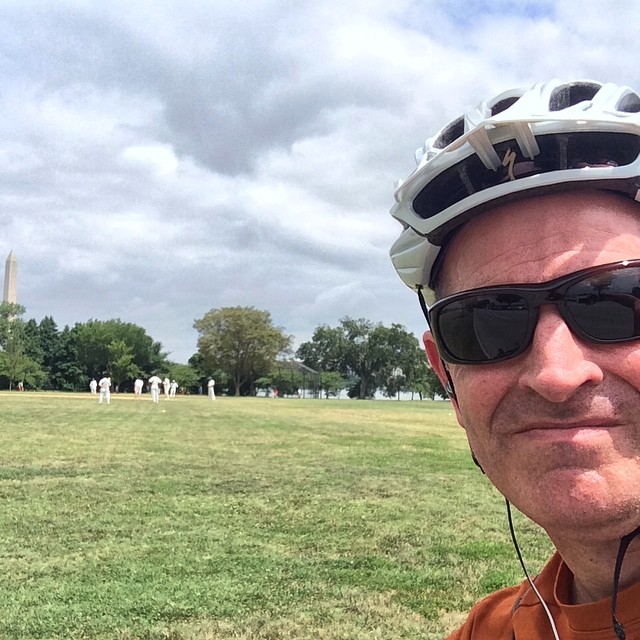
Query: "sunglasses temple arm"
416 287 458 401
416 286 430 324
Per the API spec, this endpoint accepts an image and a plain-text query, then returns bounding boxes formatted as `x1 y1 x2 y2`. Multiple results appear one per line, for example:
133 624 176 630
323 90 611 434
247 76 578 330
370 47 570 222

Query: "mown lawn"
0 393 553 639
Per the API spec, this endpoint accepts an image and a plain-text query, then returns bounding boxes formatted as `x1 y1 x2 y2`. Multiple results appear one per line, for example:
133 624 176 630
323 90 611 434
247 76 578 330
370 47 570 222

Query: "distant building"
3 251 17 304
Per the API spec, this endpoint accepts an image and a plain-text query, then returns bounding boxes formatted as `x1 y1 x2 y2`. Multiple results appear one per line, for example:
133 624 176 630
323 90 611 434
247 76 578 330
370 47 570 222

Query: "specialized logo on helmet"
389 79 640 298
502 148 517 182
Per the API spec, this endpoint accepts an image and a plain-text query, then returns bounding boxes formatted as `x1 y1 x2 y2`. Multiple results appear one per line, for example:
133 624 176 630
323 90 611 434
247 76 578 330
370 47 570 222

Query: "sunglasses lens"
565 267 640 340
436 293 531 363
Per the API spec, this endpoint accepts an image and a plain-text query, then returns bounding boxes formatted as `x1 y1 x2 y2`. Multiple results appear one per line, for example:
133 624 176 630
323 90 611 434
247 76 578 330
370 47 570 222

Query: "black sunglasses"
428 260 640 365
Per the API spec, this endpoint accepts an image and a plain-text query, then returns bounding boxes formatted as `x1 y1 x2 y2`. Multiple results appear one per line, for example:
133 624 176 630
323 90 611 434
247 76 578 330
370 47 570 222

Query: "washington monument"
3 250 17 304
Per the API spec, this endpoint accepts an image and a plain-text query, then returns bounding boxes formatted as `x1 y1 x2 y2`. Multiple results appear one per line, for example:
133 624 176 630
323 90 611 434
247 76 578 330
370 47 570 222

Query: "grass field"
0 393 553 640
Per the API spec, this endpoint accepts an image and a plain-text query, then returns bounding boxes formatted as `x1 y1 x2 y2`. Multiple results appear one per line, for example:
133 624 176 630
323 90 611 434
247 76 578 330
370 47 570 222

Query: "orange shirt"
446 552 640 639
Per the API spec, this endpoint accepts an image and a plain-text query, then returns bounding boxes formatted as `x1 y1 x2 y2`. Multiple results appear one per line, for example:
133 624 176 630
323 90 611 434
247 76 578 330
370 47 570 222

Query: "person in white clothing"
169 379 178 398
89 378 97 395
148 375 162 403
134 378 144 398
98 376 111 404
162 377 171 399
207 378 215 401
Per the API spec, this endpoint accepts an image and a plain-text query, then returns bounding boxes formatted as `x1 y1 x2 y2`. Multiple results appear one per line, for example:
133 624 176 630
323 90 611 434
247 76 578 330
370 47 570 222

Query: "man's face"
426 190 640 540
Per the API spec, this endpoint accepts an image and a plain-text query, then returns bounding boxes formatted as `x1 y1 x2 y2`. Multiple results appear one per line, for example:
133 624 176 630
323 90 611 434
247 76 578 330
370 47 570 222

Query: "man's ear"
423 332 483 471
423 330 464 422
423 330 448 386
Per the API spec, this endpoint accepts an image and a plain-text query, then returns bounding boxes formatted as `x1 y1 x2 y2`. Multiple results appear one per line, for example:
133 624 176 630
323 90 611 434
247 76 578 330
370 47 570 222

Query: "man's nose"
517 306 604 402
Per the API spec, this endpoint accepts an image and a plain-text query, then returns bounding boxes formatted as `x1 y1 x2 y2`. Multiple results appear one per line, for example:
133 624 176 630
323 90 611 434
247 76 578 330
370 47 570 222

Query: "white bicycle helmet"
390 79 640 305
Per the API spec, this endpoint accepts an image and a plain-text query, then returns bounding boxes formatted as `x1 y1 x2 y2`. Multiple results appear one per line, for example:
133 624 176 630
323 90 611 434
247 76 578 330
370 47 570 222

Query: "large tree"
165 363 200 394
0 302 26 349
193 306 292 396
73 319 167 382
0 324 45 389
50 325 84 391
298 318 426 399
378 324 426 399
38 316 61 388
340 317 390 398
295 325 344 372
22 318 44 365
411 357 447 400
0 303 34 388
107 339 143 391
319 371 346 399
19 315 62 389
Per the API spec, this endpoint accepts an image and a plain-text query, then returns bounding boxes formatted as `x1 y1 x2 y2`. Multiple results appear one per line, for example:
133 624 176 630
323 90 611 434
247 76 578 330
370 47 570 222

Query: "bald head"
437 190 640 298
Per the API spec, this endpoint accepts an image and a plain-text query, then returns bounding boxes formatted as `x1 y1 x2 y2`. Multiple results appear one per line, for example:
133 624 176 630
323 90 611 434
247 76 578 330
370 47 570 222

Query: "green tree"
375 324 422 399
38 316 60 388
0 302 26 349
298 318 423 400
296 325 344 372
319 371 345 398
51 326 84 391
384 368 406 400
187 352 224 394
165 363 200 394
0 330 45 389
340 318 383 398
297 318 380 399
254 375 273 395
107 339 143 391
193 306 292 396
74 319 167 381
20 316 61 389
409 354 447 400
270 369 300 397
22 318 44 365
422 362 447 400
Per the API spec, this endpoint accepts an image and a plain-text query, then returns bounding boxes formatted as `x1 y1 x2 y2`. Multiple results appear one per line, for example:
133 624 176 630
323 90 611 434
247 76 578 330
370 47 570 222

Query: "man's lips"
516 418 620 431
512 419 621 441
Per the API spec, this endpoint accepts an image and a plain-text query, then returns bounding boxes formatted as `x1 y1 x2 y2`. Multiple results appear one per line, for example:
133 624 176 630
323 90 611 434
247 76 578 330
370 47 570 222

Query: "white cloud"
120 144 178 176
1 0 639 361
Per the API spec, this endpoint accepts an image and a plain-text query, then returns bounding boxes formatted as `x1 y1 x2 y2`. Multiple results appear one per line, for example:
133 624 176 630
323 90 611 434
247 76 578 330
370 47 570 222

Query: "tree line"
194 308 445 400
0 302 175 391
0 303 444 400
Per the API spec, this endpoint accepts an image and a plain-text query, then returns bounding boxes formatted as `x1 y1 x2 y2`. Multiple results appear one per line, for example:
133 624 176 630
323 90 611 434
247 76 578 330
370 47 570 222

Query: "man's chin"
507 469 639 537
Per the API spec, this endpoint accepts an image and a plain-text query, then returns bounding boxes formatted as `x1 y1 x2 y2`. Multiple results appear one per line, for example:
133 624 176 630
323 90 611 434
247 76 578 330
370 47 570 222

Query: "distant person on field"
207 378 215 401
148 374 162 403
134 378 143 398
169 379 178 398
163 377 171 399
98 376 111 405
89 378 97 395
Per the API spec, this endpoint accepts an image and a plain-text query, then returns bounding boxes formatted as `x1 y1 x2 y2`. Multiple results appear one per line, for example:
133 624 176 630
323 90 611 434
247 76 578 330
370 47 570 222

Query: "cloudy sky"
3 0 640 362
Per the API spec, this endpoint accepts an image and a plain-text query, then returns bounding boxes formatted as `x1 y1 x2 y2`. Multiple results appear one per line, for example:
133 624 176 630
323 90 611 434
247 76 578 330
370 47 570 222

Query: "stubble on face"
486 380 640 531
441 190 640 539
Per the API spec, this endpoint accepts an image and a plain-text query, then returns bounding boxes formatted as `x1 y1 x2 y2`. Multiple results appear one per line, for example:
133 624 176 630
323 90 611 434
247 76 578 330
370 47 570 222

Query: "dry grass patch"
124 590 433 640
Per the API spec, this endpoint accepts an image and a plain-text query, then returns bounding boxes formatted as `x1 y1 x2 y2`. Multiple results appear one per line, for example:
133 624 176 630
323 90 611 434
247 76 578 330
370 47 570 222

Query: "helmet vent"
433 116 464 149
549 82 601 111
617 92 640 113
490 96 520 116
